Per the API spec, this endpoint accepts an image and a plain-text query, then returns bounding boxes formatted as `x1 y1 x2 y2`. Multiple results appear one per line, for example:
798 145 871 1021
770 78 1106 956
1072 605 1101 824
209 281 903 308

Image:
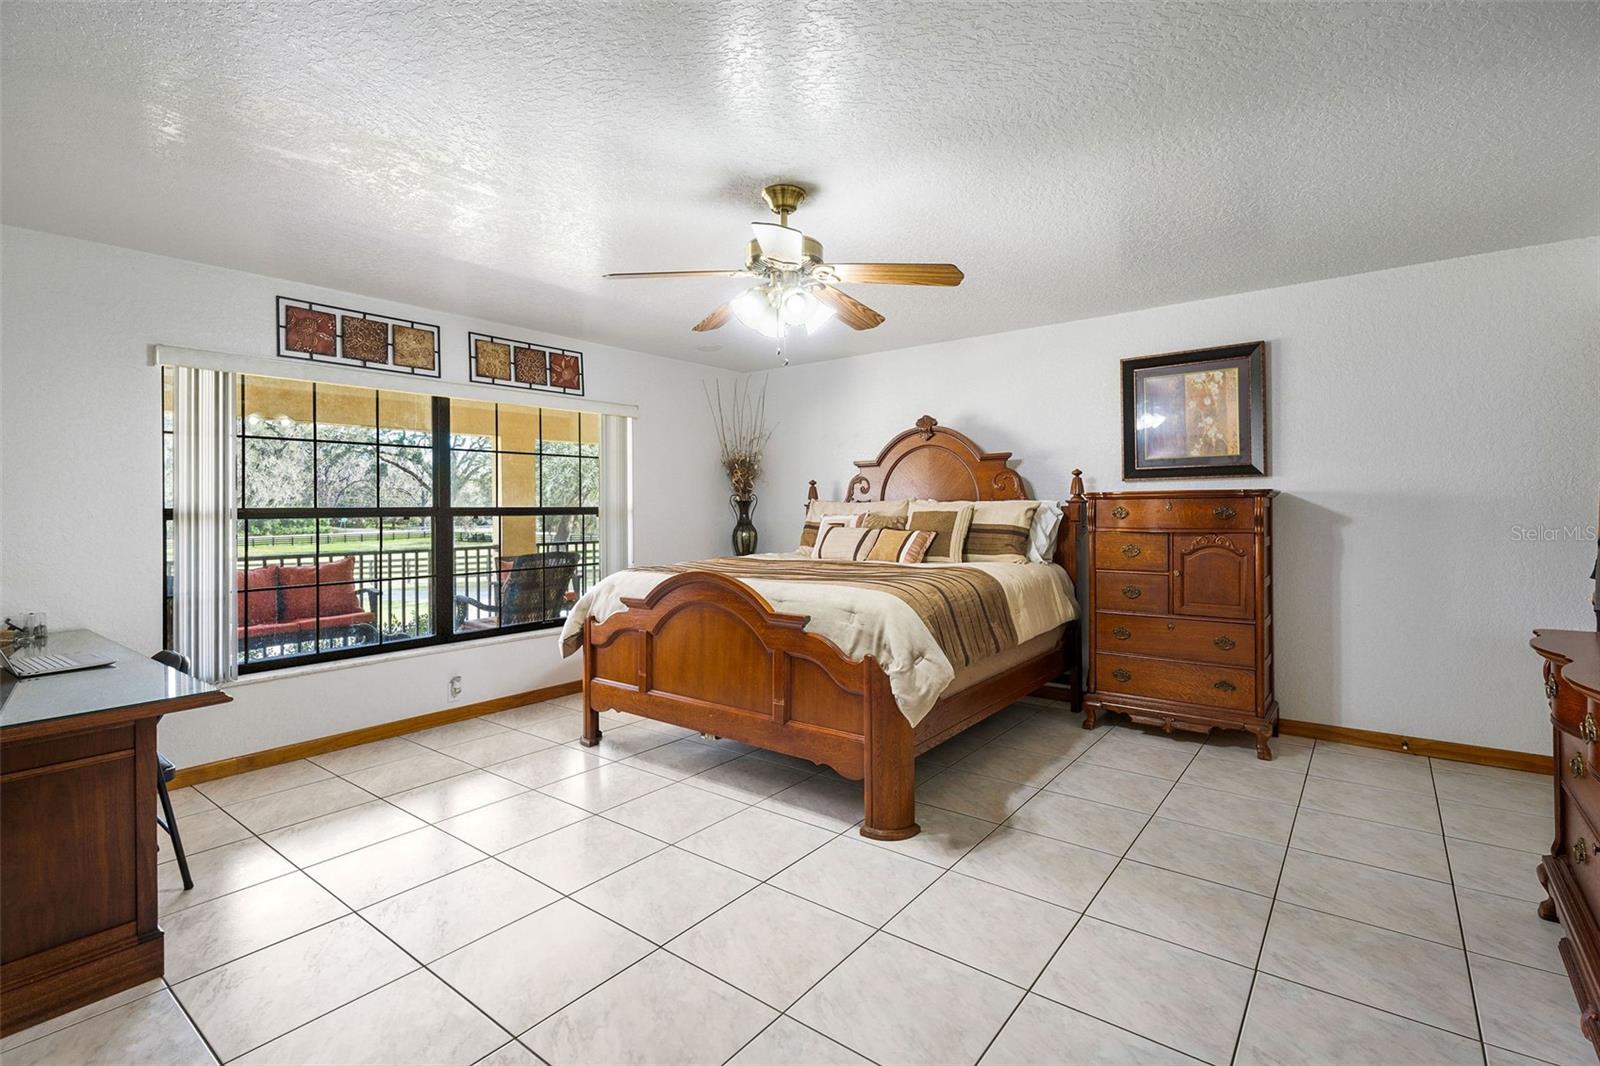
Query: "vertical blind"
169 366 239 683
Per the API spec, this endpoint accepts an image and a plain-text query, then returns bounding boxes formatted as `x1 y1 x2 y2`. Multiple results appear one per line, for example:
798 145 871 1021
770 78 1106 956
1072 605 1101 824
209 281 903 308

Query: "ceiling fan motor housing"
760 183 807 224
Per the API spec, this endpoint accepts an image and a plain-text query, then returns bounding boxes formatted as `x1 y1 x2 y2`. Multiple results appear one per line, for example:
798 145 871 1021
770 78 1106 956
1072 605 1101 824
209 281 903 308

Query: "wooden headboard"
805 415 1085 582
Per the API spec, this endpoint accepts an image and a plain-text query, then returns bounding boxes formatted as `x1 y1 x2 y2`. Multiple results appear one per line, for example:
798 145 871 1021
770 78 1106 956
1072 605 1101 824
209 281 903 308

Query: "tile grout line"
1224 734 1314 1066
972 723 1202 1066
1429 755 1492 1065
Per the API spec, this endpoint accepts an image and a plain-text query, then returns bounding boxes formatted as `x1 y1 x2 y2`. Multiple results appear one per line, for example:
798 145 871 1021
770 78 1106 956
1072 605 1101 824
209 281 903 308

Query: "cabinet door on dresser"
1171 533 1256 620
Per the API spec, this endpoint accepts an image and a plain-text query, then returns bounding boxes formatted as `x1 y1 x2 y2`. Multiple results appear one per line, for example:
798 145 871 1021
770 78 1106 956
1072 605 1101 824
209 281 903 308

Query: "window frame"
164 376 601 674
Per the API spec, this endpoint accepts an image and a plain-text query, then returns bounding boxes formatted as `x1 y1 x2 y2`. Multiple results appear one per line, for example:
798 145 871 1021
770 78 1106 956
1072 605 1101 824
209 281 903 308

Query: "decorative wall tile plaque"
468 331 582 396
276 297 441 378
342 316 389 362
513 346 547 385
474 338 512 380
284 305 337 356
392 324 438 370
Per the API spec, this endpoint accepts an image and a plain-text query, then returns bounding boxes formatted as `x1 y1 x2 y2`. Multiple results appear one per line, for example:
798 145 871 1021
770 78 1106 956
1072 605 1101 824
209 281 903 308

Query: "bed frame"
580 416 1085 840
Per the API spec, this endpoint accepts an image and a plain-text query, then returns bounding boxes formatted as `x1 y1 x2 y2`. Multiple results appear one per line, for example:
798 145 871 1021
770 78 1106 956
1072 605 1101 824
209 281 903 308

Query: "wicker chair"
454 551 579 631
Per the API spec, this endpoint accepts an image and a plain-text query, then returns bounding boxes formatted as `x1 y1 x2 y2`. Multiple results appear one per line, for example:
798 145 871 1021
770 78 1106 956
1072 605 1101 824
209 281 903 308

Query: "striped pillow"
814 524 879 560
965 500 1041 563
906 501 975 563
798 499 910 550
864 528 936 564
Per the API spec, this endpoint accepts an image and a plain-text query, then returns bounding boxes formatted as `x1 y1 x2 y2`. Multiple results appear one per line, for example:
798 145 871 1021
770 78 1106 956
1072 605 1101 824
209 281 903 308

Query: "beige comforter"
558 552 1076 725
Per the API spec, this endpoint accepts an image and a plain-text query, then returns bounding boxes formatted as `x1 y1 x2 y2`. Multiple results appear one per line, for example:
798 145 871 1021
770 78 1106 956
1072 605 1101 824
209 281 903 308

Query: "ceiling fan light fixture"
731 285 781 338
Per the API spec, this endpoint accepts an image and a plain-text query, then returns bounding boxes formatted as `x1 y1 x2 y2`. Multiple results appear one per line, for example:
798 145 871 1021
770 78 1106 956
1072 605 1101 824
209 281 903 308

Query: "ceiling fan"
603 183 963 346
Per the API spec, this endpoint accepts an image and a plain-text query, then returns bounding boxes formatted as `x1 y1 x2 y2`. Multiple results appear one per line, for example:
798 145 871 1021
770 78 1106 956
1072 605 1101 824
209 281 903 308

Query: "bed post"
806 480 818 509
860 660 919 840
579 618 602 747
1065 471 1087 714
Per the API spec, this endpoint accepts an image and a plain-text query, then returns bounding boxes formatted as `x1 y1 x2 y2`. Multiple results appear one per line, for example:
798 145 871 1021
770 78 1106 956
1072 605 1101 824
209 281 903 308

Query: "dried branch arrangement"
704 376 772 501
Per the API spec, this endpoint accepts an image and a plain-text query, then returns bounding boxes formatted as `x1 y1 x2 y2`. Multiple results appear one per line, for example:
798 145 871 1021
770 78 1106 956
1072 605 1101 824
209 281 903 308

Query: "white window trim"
152 344 640 419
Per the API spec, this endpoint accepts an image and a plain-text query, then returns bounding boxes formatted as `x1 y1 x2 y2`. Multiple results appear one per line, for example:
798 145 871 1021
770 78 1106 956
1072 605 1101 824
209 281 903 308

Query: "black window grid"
165 373 601 672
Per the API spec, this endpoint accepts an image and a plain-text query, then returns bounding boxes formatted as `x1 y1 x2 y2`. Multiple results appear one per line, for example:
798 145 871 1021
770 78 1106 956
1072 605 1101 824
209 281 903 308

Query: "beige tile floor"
2 693 1583 1065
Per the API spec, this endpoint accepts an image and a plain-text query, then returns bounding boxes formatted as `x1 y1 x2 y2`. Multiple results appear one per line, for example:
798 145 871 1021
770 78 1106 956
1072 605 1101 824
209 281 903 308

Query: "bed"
562 416 1085 840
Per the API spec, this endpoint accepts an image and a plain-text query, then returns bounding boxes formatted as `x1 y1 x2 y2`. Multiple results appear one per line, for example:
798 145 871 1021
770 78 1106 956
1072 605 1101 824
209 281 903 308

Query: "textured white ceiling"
3 2 1596 369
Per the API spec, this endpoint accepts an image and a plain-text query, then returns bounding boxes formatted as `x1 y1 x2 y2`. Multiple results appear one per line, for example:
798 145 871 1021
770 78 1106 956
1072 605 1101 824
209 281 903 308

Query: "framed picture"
1121 341 1267 479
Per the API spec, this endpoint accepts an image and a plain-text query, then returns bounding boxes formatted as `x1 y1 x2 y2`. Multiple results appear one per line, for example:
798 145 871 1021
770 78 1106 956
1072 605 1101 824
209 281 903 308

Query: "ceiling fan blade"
604 269 749 279
750 222 805 266
821 262 964 286
691 303 733 332
815 286 886 330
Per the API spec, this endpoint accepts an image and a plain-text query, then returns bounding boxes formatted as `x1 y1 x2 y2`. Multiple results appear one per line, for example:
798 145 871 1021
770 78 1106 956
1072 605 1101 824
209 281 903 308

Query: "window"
162 370 602 671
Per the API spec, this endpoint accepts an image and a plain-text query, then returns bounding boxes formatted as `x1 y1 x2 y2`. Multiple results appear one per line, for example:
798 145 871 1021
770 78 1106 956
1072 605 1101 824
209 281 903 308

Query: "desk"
0 630 229 1037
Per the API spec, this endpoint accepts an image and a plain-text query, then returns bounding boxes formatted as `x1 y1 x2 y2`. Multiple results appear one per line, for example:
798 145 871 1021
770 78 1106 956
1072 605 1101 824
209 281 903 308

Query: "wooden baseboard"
1277 718 1552 775
168 680 582 789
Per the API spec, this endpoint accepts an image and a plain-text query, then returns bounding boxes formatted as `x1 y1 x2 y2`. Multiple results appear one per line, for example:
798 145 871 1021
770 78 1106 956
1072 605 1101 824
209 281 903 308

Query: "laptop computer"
1 647 117 678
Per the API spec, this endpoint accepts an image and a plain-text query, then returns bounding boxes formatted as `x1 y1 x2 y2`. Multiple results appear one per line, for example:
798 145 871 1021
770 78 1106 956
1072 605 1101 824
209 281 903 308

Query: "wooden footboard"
581 570 1073 840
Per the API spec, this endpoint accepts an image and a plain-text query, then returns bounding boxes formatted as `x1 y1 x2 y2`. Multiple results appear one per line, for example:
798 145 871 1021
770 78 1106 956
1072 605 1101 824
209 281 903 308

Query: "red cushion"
279 557 359 620
238 565 280 626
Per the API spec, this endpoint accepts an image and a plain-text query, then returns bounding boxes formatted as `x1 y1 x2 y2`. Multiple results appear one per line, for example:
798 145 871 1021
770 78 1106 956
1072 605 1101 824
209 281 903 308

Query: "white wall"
758 238 1600 755
0 226 735 766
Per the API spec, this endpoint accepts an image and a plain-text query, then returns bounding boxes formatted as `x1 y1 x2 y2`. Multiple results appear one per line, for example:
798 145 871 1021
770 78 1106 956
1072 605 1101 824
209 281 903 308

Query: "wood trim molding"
167 681 581 789
1277 718 1552 775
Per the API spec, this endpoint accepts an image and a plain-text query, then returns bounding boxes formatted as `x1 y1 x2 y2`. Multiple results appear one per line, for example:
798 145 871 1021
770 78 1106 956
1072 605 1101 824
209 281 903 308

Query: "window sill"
222 627 565 689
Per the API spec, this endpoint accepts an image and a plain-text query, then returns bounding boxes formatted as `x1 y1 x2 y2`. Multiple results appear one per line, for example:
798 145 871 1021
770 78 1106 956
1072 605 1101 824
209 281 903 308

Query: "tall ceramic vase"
730 495 758 556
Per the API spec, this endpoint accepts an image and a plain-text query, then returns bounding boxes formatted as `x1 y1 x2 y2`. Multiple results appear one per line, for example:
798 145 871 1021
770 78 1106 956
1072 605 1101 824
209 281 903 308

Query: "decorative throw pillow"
809 513 859 557
237 565 280 626
906 501 975 563
814 525 879 561
280 556 359 619
1027 500 1065 563
857 513 908 530
864 528 936 564
798 498 910 550
964 500 1041 563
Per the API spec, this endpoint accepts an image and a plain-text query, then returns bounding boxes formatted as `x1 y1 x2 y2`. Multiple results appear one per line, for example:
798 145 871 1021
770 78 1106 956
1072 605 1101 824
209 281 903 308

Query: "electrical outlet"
448 675 463 702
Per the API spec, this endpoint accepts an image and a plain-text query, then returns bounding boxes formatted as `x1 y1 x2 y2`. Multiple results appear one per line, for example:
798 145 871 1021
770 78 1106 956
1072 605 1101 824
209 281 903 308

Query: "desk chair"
150 650 194 890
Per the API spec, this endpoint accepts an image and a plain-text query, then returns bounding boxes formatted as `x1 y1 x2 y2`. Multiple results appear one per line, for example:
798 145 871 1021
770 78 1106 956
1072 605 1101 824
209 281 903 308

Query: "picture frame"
1121 341 1267 480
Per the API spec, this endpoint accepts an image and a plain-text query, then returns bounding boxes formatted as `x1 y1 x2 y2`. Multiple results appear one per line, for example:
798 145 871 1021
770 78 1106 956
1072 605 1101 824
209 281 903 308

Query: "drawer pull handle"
1111 668 1132 682
1585 712 1598 745
1547 675 1560 701
1213 506 1237 520
1120 543 1142 558
1572 753 1588 778
1111 626 1132 640
1111 506 1130 519
1213 680 1237 692
1575 838 1590 865
1121 585 1142 600
1214 635 1237 651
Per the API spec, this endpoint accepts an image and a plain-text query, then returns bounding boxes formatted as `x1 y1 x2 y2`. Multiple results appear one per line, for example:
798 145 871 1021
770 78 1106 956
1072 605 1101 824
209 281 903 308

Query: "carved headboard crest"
844 415 1029 504
805 415 1086 581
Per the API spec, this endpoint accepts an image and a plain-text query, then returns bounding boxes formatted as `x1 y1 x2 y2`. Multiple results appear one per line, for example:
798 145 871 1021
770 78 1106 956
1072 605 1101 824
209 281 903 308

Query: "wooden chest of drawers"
1083 489 1279 758
1531 629 1600 1060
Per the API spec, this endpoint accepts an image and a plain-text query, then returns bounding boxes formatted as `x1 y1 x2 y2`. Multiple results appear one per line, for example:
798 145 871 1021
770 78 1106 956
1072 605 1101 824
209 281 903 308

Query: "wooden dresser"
1082 489 1279 758
1531 629 1600 1060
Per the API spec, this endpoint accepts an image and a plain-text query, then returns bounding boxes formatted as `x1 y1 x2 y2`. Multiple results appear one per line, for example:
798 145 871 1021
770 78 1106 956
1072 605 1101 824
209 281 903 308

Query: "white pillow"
1027 500 1064 563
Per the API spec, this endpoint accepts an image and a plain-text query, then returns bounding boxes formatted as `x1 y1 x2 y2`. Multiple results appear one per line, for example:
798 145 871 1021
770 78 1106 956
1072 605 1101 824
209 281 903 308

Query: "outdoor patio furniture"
454 551 579 631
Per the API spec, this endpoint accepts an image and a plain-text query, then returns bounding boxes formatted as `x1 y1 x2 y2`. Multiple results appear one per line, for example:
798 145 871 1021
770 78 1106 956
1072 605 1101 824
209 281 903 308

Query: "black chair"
151 650 194 891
